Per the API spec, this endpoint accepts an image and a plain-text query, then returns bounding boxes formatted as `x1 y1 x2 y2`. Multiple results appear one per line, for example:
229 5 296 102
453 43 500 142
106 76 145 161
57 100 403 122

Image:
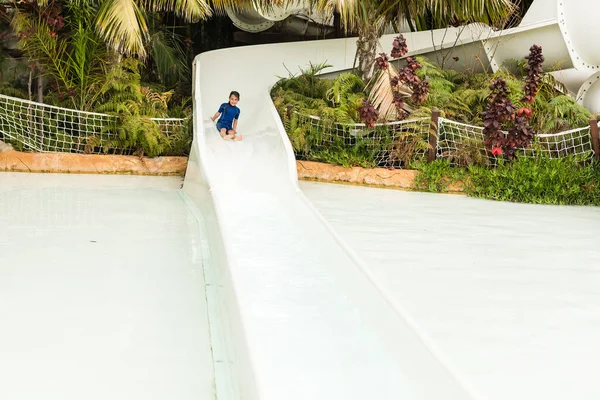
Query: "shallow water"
301 181 600 400
0 173 215 400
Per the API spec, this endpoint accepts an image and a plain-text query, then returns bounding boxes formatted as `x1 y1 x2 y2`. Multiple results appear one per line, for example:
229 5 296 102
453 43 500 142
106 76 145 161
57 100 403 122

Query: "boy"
210 91 242 141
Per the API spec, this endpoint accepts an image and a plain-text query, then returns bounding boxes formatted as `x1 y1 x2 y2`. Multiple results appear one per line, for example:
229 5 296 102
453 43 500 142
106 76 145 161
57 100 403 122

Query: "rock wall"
0 150 464 191
296 160 418 189
0 150 187 176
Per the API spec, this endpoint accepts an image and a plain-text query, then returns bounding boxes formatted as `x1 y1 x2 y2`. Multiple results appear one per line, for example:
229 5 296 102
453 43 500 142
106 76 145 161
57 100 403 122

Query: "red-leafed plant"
483 45 544 159
521 45 544 104
411 79 430 105
390 35 408 59
358 99 379 128
482 78 514 152
506 107 536 156
398 56 429 106
392 91 406 119
374 53 390 70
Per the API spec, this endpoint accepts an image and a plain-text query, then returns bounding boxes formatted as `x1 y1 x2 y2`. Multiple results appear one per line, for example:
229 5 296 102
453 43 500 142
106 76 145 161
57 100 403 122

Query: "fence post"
590 119 600 160
428 109 440 162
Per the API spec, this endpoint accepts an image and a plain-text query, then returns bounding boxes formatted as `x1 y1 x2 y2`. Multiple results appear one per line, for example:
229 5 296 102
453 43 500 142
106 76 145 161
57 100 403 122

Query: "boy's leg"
220 128 232 140
217 122 232 140
229 129 243 141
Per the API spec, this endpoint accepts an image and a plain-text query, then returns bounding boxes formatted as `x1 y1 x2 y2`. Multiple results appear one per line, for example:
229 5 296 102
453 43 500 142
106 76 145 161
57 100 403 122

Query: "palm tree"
312 0 517 81
96 0 286 58
96 0 211 58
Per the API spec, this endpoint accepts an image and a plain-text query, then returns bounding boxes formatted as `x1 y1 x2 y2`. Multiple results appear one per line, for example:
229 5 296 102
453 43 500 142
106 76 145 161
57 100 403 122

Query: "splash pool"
0 173 216 400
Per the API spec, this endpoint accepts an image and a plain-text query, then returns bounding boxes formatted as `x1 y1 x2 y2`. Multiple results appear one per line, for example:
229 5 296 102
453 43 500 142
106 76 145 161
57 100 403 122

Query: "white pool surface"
0 173 215 400
301 180 600 400
3 171 600 400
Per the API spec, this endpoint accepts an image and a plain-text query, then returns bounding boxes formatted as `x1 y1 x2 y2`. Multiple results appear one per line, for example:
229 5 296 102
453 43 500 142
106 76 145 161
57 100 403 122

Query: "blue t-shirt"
217 103 240 128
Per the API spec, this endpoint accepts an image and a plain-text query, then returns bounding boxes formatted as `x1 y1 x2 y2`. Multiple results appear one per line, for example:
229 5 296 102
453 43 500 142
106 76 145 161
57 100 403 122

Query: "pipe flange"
576 71 600 112
225 6 275 33
255 4 297 22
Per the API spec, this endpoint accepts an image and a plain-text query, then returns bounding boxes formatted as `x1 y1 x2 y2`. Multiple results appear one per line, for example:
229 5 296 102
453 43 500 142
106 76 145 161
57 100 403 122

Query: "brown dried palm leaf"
368 65 412 121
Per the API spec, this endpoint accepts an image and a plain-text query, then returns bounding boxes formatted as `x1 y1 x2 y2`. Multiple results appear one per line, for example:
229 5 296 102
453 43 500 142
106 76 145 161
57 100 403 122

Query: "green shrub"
412 156 600 207
311 148 376 168
411 159 466 192
465 155 600 205
162 118 193 156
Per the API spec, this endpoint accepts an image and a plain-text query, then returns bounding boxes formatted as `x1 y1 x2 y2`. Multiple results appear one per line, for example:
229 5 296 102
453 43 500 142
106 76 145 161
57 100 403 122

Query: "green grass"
412 156 600 206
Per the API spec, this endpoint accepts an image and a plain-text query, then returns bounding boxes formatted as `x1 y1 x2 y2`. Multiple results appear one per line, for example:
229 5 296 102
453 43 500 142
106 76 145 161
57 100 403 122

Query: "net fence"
522 126 594 160
290 113 431 168
2 92 598 165
437 118 597 166
0 94 188 155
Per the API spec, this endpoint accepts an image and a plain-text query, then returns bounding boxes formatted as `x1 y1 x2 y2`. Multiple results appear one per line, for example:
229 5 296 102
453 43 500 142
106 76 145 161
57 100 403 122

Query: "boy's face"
229 95 239 105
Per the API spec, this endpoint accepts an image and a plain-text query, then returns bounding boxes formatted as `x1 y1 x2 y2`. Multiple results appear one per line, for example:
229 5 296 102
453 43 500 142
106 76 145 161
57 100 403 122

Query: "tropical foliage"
0 0 588 162
0 0 199 156
272 50 593 168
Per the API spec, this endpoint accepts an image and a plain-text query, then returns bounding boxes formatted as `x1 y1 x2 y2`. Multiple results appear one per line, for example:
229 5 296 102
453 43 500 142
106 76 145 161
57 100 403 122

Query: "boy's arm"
232 108 240 132
211 104 226 121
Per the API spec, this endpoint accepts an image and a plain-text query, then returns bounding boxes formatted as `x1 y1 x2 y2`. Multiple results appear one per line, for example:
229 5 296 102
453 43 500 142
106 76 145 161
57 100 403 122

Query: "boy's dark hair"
229 90 240 100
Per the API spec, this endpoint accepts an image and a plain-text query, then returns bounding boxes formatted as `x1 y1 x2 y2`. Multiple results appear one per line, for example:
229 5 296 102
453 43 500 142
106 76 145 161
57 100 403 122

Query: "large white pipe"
558 0 600 111
558 1 600 71
225 3 317 33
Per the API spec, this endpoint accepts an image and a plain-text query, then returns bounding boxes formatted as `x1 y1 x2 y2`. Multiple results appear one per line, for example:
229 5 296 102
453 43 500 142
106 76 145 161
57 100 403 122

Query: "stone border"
0 150 187 176
296 160 464 192
296 160 416 189
0 150 463 191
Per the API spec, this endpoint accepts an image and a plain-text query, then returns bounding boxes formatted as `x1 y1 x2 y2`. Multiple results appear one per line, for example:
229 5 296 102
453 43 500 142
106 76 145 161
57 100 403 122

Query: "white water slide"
1 1 598 399
183 0 600 399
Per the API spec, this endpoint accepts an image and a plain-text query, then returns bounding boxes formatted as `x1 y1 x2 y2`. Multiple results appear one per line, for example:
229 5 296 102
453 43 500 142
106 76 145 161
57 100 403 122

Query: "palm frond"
64 0 98 25
411 0 516 29
312 0 374 32
67 22 107 109
209 0 287 15
148 30 189 88
374 0 516 32
96 0 147 57
141 0 211 21
325 72 364 106
12 13 73 91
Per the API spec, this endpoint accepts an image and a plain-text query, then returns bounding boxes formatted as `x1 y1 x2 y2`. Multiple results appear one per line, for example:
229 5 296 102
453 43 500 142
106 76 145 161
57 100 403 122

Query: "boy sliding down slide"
210 91 242 141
